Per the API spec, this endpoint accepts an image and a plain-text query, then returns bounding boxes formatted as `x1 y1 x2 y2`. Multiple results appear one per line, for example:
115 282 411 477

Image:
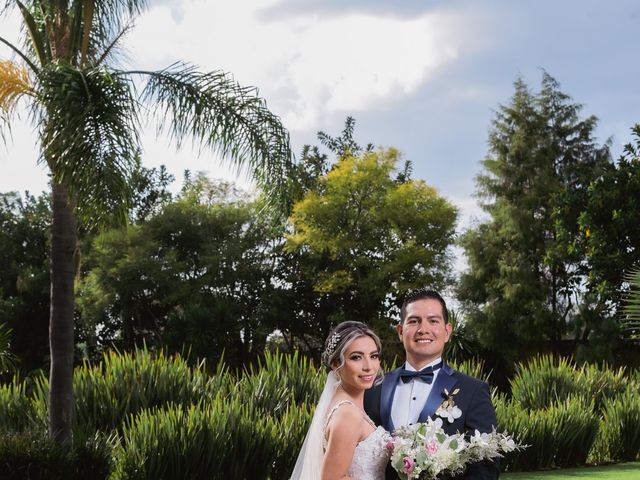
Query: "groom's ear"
395 322 403 340
444 322 453 342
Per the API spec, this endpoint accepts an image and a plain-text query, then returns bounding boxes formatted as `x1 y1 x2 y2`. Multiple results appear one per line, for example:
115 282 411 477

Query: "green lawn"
501 462 640 479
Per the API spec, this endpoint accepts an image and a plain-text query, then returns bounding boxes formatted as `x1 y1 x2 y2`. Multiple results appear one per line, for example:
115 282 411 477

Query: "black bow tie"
399 361 443 384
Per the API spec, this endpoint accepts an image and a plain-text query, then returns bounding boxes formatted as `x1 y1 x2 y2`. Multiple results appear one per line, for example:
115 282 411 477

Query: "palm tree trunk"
49 181 77 443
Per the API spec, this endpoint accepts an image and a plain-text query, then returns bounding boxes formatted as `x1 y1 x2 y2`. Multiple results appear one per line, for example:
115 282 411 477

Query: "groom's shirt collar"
404 357 442 372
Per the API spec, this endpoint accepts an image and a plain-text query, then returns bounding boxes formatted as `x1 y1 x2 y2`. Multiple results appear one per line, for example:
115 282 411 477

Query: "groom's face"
396 298 452 370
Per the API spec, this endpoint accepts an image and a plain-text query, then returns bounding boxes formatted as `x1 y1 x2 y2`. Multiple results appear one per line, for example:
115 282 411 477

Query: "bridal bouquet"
388 417 519 480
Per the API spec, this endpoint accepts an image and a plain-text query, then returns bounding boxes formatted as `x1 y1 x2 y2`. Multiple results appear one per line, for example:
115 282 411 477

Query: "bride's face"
335 336 380 392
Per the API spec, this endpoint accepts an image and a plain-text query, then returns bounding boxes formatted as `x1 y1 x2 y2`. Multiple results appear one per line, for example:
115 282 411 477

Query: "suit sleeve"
462 381 500 480
363 384 382 426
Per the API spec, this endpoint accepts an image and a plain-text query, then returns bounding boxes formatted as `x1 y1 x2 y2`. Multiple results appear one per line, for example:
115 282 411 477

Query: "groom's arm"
462 381 500 480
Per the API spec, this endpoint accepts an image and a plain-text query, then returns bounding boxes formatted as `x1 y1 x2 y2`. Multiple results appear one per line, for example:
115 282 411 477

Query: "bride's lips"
360 374 375 382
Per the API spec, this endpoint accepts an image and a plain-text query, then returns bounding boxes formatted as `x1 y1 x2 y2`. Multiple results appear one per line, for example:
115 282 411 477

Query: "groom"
364 288 500 479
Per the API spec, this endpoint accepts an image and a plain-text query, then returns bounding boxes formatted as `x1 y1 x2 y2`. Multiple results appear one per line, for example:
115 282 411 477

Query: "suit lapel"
418 363 458 423
381 367 402 432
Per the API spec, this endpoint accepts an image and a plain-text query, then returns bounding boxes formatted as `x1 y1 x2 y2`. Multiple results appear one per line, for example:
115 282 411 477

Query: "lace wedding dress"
324 400 390 480
289 372 390 480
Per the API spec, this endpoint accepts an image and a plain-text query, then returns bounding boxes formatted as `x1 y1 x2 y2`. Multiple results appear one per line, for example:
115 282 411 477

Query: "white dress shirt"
391 357 442 428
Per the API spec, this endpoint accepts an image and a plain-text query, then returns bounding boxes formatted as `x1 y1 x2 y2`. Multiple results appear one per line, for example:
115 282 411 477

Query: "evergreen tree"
458 73 610 361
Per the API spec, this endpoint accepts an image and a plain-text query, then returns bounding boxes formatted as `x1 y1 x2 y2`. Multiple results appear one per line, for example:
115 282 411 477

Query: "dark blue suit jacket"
364 363 500 480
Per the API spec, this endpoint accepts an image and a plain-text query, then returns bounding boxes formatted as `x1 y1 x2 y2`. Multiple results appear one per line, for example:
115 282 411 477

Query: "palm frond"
0 322 18 374
94 19 135 67
1 2 12 16
15 0 50 67
0 59 33 145
87 0 146 61
622 268 640 340
38 63 140 228
0 34 39 73
130 64 293 208
0 59 33 111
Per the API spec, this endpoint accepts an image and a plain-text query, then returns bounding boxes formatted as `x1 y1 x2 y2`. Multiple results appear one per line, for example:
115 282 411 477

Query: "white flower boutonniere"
435 388 462 423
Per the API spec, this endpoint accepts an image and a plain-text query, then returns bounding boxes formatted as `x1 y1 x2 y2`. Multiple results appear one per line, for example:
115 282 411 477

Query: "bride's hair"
320 321 383 382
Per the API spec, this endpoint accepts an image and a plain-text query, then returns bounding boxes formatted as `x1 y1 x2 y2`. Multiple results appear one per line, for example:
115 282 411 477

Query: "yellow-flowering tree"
286 148 457 347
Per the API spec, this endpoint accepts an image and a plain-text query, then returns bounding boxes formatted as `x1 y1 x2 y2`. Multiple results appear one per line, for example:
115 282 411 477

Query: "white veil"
290 370 340 480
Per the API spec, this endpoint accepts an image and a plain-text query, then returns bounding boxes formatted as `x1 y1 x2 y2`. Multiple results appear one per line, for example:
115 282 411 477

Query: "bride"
290 321 390 480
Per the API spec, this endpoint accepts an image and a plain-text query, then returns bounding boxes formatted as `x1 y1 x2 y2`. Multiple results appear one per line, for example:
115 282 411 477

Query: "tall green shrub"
0 429 112 480
451 357 489 382
495 395 599 470
238 351 323 416
509 355 580 410
590 383 640 462
31 347 231 434
577 363 627 413
0 377 36 432
270 402 314 480
110 350 320 480
113 396 281 480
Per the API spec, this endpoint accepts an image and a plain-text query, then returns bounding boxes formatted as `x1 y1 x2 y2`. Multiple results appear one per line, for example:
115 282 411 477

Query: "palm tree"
0 322 18 375
623 268 640 341
0 0 291 443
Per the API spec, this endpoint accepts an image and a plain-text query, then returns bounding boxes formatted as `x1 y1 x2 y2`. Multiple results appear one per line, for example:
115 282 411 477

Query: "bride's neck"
337 383 364 404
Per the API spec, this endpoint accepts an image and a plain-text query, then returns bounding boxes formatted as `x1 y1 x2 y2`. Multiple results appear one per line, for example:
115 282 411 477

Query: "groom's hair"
399 288 449 324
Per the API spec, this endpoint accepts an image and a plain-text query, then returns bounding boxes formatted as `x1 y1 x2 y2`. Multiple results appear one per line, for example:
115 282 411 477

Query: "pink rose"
385 440 395 451
402 457 416 475
426 439 438 455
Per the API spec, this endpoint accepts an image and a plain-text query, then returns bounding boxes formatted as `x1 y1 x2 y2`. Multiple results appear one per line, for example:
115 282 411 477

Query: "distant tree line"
0 119 458 374
2 74 639 380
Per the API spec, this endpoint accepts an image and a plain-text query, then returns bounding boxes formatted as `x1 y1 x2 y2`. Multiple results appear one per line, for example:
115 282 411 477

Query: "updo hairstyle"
320 321 382 373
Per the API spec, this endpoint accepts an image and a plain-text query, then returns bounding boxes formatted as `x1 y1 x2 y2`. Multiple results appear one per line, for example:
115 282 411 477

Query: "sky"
1 0 639 234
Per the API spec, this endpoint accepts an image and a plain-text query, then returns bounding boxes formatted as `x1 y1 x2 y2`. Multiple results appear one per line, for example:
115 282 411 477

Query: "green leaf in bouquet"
449 439 459 450
392 456 406 473
416 449 428 465
436 432 446 443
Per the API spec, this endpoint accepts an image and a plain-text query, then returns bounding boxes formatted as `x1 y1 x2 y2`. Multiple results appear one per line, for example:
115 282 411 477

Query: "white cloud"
127 0 463 131
0 0 479 194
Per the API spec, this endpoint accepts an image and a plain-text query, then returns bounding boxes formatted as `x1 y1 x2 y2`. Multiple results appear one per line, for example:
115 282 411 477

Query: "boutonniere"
435 388 462 423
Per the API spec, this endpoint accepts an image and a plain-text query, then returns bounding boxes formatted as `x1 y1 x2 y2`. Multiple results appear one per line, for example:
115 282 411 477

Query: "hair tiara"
325 332 341 357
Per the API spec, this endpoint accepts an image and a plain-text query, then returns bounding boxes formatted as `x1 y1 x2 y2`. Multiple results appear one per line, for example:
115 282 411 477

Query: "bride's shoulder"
326 399 361 424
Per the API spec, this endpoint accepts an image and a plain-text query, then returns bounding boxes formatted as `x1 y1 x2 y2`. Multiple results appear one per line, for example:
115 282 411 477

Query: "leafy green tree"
458 73 611 361
286 147 458 355
78 176 279 367
267 118 416 357
128 159 175 224
564 124 640 358
0 191 50 374
0 0 291 442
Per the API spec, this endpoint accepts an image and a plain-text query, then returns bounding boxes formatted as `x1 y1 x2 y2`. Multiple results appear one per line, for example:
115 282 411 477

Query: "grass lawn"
501 462 640 479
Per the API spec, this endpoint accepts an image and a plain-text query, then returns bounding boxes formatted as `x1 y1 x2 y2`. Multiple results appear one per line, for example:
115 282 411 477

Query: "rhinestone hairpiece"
325 332 341 356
